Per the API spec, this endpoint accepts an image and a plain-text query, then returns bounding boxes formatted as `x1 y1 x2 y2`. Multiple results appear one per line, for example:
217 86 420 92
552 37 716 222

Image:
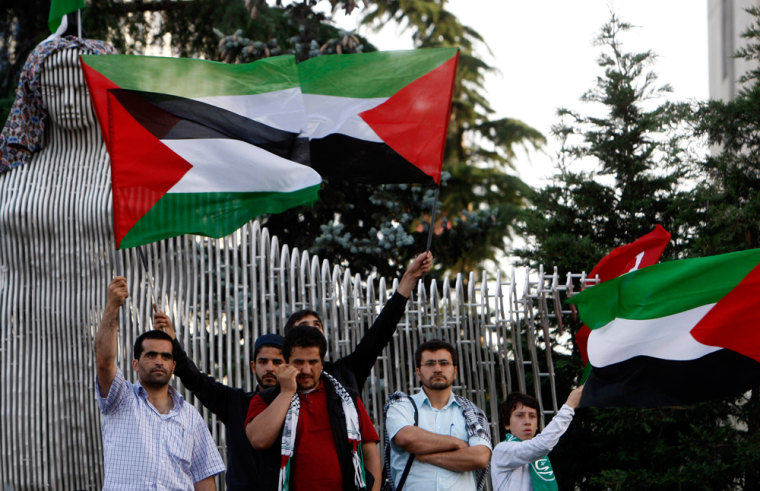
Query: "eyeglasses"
421 359 453 368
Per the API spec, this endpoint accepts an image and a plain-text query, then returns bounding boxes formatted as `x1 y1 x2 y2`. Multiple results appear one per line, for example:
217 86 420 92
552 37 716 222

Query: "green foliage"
516 15 697 274
513 13 760 489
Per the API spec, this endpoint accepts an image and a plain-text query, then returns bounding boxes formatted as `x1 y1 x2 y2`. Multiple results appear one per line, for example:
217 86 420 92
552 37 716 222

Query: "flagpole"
425 186 440 252
137 246 160 316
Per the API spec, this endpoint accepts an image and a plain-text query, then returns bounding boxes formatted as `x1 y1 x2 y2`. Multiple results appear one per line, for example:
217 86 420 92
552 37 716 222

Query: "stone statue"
0 36 117 489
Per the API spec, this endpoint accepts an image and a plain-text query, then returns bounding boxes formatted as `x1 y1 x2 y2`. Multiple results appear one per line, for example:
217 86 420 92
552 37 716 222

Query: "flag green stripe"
298 48 458 98
567 248 760 329
80 54 299 98
119 187 319 249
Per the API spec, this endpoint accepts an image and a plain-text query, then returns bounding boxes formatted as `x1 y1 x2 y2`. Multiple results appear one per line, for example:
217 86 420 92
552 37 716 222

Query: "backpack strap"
395 396 418 491
382 392 419 491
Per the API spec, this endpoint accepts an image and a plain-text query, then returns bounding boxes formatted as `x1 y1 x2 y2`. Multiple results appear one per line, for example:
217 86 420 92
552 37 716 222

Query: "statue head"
40 48 98 131
0 36 116 173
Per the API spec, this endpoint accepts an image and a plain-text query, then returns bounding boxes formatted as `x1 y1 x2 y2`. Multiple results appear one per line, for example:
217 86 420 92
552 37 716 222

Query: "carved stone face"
40 48 97 131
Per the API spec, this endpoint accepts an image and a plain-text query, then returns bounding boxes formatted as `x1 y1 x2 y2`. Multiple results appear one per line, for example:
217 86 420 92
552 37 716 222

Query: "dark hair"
283 309 323 334
414 340 458 368
253 333 284 361
283 325 327 361
498 392 540 439
133 330 175 360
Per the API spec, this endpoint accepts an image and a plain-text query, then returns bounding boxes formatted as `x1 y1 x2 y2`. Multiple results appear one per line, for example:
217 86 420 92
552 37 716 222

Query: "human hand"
106 277 128 310
153 307 175 340
398 251 434 297
277 364 299 394
565 386 584 409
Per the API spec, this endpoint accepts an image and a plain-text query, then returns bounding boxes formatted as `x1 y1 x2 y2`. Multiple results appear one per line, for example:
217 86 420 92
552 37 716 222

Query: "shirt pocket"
164 417 192 467
449 411 470 442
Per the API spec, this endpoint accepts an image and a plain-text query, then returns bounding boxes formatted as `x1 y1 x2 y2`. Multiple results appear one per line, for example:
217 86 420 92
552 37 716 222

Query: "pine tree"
515 15 748 489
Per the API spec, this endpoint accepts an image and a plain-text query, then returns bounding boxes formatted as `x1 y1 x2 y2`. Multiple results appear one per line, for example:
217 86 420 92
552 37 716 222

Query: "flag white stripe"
194 88 306 133
588 303 721 367
163 139 321 193
301 94 387 141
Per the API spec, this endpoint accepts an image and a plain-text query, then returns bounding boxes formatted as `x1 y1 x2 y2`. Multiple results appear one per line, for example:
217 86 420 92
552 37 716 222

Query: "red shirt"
246 380 379 491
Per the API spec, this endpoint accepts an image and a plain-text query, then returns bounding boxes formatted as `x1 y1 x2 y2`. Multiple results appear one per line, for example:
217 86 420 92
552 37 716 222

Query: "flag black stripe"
309 134 435 185
582 350 760 407
110 89 310 165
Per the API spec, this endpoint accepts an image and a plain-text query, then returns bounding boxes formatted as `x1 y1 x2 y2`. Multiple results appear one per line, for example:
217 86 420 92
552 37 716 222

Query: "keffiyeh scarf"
279 371 366 491
0 36 115 174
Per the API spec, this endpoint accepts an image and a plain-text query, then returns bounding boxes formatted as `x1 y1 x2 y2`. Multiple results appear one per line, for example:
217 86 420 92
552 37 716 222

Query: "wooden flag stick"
425 186 440 252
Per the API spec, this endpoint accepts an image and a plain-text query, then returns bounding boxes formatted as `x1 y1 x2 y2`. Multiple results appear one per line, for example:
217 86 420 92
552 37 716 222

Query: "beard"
256 372 278 388
139 369 171 388
421 375 452 391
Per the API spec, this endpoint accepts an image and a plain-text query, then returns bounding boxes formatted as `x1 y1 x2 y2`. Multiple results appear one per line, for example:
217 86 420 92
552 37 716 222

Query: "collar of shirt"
412 389 459 411
134 382 184 416
298 378 325 396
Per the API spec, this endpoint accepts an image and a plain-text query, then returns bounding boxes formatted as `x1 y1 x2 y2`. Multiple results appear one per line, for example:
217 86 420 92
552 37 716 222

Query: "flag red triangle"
80 59 116 146
107 90 192 248
690 262 760 362
359 53 459 185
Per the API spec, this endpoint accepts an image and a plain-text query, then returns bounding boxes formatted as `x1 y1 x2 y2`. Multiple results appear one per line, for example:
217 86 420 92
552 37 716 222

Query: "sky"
335 0 710 187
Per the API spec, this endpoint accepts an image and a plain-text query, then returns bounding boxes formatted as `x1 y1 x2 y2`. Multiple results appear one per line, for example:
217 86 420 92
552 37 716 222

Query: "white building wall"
708 0 759 100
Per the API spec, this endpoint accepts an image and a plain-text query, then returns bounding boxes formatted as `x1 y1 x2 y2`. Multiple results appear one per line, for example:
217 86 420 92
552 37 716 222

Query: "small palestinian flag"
298 48 459 185
80 54 321 249
568 248 760 407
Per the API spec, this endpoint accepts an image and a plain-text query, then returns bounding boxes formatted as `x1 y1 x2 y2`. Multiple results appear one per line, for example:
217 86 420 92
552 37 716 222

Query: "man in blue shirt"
384 340 492 491
95 277 225 490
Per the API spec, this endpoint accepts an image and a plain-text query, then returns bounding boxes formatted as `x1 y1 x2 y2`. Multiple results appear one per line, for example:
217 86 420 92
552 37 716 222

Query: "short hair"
414 340 458 368
498 392 540 439
283 325 327 361
283 309 322 334
133 330 175 360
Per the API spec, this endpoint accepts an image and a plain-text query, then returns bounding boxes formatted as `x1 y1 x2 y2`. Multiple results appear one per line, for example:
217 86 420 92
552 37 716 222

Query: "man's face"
288 346 322 391
132 338 175 388
294 314 323 333
416 349 457 391
251 346 284 389
506 403 538 440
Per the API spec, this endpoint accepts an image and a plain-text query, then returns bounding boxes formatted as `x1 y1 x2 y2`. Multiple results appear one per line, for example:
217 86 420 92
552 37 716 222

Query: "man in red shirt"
245 325 380 491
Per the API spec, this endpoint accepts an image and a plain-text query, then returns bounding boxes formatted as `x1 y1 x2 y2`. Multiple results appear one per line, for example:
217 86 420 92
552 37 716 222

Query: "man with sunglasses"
384 340 492 491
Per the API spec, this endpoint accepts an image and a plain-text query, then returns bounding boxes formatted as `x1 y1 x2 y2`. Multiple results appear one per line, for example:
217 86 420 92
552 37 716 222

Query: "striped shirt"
97 368 225 490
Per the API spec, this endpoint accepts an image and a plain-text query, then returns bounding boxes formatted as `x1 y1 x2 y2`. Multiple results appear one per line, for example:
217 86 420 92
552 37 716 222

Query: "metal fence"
0 215 586 489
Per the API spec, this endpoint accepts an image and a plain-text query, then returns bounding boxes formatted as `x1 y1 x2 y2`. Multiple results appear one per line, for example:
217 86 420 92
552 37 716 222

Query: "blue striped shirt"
97 368 225 490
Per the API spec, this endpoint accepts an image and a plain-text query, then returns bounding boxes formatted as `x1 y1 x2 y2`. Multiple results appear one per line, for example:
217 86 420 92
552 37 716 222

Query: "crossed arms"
392 425 490 471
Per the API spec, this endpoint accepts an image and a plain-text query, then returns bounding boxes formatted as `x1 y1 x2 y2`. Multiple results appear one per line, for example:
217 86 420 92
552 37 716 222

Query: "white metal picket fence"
0 216 586 489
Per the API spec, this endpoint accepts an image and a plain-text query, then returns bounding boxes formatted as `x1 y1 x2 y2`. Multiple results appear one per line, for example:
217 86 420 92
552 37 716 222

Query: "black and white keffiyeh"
279 371 367 491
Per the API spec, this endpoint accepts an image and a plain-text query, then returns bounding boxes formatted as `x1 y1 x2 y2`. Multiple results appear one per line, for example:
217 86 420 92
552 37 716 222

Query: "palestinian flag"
298 48 459 185
49 0 84 33
576 225 671 372
568 248 760 407
80 54 320 249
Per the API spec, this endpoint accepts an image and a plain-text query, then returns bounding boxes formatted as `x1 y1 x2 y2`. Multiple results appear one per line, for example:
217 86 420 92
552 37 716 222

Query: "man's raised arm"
94 276 128 397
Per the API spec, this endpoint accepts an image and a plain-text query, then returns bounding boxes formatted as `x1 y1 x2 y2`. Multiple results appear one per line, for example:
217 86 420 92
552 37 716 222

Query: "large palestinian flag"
80 54 320 249
568 248 760 407
298 48 459 185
